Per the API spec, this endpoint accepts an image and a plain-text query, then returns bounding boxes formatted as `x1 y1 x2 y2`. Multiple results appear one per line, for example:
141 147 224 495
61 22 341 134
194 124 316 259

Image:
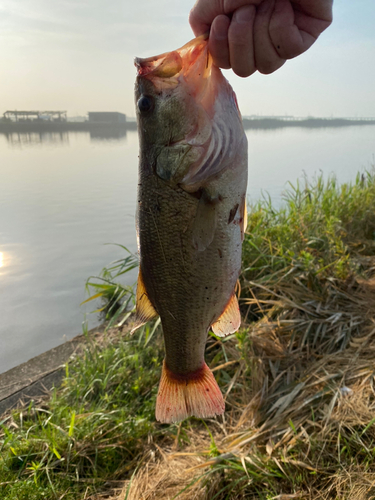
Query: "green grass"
243 171 375 283
2 170 375 499
0 325 165 499
83 244 138 325
190 169 375 499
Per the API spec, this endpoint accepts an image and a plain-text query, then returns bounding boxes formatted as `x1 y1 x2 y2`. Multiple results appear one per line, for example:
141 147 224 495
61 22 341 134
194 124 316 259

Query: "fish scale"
138 174 229 374
133 36 248 422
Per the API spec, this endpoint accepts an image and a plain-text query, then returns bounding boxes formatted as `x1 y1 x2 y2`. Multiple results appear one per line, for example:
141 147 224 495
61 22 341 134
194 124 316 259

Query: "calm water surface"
1 126 374 373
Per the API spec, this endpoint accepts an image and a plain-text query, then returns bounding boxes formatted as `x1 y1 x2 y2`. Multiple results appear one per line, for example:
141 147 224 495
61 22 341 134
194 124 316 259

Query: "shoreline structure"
0 327 105 416
1 116 375 134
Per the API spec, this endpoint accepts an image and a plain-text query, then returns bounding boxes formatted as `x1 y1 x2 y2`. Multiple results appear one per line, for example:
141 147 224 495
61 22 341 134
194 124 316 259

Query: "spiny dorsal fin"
131 269 158 333
241 199 248 240
211 293 241 337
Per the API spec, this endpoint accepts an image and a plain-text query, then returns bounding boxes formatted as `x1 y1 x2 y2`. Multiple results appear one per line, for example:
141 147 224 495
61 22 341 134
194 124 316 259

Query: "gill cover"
135 36 245 189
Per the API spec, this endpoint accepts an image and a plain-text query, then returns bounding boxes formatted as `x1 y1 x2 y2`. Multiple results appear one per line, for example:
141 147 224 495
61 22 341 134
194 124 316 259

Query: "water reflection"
0 251 9 275
1 128 129 147
4 131 69 148
89 126 127 142
1 126 374 375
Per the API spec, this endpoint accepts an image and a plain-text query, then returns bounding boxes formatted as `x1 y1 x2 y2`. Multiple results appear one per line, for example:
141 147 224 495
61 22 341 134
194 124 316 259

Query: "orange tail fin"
155 361 225 423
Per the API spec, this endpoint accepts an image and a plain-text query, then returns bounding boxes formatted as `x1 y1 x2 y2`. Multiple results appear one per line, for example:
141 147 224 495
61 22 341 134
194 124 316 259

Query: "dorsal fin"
241 199 248 240
131 269 158 333
211 294 241 337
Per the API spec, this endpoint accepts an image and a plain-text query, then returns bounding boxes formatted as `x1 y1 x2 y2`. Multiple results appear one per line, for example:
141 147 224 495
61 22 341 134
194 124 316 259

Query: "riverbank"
2 169 375 499
0 326 109 416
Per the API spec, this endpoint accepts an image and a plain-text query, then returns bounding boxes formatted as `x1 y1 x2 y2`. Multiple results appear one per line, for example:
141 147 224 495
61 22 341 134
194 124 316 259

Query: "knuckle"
228 27 252 49
257 65 275 75
212 53 231 69
257 59 284 74
233 64 254 78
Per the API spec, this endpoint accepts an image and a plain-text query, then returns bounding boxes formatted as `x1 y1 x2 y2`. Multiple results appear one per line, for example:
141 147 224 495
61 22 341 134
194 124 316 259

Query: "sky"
0 0 374 118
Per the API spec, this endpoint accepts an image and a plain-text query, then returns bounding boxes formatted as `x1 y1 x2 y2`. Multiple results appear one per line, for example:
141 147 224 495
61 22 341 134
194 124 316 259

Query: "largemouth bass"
133 36 248 423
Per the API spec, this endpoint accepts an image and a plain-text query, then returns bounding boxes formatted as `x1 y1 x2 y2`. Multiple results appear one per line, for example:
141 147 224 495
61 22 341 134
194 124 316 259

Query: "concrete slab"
0 335 85 416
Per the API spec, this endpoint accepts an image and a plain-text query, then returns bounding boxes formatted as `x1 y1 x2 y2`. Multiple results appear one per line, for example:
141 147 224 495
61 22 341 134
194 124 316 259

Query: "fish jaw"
135 34 237 120
134 35 210 85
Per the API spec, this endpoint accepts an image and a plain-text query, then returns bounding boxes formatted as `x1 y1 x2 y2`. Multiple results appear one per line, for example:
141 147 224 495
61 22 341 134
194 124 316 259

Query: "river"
0 125 374 373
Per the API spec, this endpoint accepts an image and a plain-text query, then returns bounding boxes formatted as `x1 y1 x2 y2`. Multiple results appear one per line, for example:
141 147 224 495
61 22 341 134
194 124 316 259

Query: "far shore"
1 116 375 135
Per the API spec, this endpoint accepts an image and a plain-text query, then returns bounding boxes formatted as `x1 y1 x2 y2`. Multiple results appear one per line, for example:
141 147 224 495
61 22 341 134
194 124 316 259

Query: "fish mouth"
134 34 210 81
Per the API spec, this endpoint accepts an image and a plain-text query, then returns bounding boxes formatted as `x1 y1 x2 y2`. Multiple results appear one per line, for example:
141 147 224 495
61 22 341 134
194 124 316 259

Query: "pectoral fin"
211 294 241 337
131 269 158 333
191 190 218 252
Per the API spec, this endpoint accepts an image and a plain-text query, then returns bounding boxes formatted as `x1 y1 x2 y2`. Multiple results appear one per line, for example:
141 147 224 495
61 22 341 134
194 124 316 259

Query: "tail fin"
155 361 225 423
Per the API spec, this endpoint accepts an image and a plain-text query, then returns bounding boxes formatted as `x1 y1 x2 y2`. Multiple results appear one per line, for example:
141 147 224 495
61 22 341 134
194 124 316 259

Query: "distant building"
3 110 67 122
88 112 126 124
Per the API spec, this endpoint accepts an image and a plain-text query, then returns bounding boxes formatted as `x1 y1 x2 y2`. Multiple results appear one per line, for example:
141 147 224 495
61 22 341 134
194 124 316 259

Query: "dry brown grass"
112 261 375 500
102 172 375 500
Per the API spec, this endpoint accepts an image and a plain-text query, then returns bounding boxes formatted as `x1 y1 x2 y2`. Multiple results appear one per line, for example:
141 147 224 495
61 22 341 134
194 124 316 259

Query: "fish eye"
137 95 154 113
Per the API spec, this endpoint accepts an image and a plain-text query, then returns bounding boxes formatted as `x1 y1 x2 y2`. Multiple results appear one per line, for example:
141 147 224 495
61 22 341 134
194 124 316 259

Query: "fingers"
190 0 332 77
209 1 285 76
269 0 333 59
209 15 231 69
253 0 286 74
228 5 257 77
189 0 214 37
291 0 333 23
269 0 313 58
209 7 257 76
189 0 262 36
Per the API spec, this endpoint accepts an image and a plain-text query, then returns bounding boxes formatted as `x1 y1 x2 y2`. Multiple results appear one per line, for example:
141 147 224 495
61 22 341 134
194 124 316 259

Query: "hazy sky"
0 0 374 117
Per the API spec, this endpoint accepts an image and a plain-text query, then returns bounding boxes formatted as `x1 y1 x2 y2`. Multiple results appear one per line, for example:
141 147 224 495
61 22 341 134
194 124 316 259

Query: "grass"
0 326 165 499
2 169 375 499
82 244 138 325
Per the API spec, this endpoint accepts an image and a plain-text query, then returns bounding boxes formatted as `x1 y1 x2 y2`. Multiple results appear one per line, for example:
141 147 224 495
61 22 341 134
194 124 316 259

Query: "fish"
133 35 248 423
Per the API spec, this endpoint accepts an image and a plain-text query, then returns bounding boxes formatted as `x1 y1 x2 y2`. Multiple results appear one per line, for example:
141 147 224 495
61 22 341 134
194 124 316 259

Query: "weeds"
0 326 165 499
122 170 375 499
82 244 138 325
3 170 375 499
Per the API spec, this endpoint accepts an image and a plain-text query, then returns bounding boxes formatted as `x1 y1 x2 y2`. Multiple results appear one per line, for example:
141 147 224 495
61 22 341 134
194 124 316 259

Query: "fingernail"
213 15 229 40
233 5 256 25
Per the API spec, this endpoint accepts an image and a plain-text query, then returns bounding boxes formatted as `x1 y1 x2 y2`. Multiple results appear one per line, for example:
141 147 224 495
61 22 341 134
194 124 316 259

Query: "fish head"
135 36 246 187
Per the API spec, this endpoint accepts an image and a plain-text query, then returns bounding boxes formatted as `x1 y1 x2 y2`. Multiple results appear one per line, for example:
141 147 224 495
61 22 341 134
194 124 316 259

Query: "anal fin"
156 361 225 423
211 294 241 337
131 269 158 333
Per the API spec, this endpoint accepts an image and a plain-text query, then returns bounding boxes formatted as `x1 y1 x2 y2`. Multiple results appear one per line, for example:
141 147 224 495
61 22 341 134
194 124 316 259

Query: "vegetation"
2 170 375 499
83 244 138 325
0 325 163 499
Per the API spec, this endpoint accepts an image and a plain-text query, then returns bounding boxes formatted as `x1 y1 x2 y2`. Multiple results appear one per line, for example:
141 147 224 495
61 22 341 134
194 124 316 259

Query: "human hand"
189 0 333 76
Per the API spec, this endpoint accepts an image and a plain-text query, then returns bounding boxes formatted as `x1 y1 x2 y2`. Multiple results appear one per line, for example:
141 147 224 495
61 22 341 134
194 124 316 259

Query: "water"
0 125 374 374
